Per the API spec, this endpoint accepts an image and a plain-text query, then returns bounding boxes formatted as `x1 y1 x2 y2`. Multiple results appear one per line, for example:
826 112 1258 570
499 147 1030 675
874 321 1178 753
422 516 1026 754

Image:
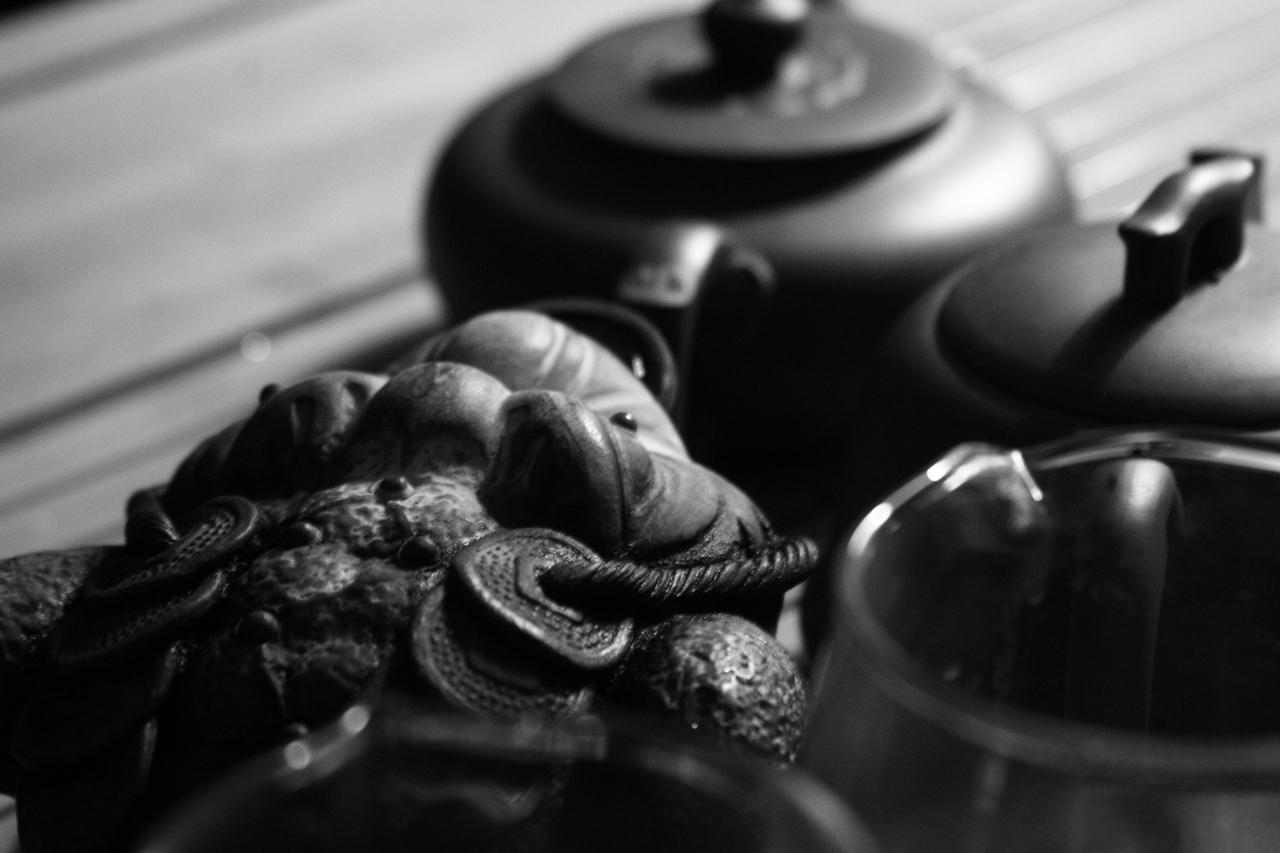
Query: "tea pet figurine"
0 309 816 853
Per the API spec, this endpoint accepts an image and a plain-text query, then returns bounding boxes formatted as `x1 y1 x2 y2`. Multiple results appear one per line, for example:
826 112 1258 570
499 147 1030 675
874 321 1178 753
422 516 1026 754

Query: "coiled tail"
541 534 818 607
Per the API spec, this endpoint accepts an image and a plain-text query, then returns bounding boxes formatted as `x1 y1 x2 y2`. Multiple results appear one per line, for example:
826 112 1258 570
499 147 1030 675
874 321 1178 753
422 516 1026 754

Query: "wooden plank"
6 0 1280 561
0 0 329 101
0 0 947 559
1070 60 1280 218
859 0 1015 37
0 277 441 559
981 0 1279 110
0 0 670 435
937 0 1133 57
1042 7 1280 157
933 0 1135 73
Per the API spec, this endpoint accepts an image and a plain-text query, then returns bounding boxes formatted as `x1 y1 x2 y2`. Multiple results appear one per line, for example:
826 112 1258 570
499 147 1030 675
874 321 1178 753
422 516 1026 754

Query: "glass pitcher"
804 429 1280 852
139 697 876 853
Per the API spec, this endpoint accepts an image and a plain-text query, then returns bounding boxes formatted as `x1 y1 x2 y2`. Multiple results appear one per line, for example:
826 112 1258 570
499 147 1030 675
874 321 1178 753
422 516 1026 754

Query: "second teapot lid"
548 0 957 159
938 152 1280 426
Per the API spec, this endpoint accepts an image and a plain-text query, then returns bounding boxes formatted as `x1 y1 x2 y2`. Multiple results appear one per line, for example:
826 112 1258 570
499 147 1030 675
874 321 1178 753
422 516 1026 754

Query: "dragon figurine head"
0 307 816 853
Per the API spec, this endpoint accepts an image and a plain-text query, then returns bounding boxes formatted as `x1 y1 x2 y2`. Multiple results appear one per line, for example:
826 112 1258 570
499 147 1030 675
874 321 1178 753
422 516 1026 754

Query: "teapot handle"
1119 151 1263 310
524 296 681 415
1063 458 1181 731
614 222 774 428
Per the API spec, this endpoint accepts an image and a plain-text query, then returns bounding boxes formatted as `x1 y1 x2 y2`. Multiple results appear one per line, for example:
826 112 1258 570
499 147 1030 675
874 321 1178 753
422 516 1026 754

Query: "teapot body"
848 270 1280 520
844 154 1279 520
841 277 1098 521
810 153 1280 649
425 71 1073 506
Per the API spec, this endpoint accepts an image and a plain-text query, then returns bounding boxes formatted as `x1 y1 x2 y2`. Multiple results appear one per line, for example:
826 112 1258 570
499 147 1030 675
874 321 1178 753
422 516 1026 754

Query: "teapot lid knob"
700 0 810 87
1119 151 1264 311
548 0 956 159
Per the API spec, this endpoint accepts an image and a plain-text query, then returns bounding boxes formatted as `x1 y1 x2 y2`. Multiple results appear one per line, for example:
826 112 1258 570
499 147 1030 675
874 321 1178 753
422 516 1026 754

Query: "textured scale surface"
83 497 256 602
0 309 815 853
454 528 634 670
411 582 594 717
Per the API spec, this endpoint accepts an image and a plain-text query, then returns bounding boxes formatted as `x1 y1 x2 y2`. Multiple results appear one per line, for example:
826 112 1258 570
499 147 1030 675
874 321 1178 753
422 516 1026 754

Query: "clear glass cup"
803 429 1280 852
138 696 876 853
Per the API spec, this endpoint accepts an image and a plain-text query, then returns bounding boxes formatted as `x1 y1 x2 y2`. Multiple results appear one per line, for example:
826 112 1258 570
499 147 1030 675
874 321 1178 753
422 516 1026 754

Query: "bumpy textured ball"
603 612 808 761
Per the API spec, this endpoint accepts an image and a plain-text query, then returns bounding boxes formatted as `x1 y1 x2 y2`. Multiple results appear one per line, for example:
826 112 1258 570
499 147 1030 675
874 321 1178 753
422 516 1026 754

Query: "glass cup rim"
137 701 875 853
832 425 1280 785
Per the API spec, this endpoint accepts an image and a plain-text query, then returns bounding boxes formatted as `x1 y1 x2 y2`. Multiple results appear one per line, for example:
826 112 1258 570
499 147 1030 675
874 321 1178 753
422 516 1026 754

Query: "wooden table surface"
4 0 1280 561
3 0 1280 848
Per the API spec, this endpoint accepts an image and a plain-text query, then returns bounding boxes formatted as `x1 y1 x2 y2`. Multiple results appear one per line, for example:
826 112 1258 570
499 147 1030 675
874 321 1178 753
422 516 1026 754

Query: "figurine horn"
124 487 179 556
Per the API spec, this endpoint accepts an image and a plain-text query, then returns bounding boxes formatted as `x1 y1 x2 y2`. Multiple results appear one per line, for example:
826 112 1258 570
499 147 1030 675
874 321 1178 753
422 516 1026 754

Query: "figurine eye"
610 411 638 432
375 476 414 500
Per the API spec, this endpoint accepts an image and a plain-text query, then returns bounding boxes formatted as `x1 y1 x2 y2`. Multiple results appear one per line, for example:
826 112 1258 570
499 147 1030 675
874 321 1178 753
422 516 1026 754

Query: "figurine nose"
342 362 509 484
480 389 653 554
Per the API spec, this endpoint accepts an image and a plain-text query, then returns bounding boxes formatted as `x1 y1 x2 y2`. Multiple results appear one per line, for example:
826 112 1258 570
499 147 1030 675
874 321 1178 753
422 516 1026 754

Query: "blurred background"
1 0 1278 561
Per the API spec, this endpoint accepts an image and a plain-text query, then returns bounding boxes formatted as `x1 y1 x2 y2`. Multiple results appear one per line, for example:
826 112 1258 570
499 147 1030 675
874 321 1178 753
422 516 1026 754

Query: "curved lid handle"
614 222 774 431
1119 151 1263 311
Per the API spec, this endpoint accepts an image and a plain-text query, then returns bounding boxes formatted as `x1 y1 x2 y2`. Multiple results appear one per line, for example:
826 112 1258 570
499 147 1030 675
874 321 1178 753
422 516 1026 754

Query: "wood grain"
3 0 1280 563
0 0 672 431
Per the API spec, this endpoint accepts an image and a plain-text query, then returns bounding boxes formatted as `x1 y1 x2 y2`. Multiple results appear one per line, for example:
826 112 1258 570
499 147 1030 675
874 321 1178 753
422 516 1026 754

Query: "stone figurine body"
0 309 815 853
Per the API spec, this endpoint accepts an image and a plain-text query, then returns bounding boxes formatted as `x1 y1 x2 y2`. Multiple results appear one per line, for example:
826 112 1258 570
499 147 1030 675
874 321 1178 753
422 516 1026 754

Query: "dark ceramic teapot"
841 150 1272 521
423 0 1074 523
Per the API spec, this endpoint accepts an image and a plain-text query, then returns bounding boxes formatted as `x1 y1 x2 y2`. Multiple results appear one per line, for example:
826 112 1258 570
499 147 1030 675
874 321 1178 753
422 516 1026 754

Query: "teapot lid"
938 152 1280 425
548 0 957 159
